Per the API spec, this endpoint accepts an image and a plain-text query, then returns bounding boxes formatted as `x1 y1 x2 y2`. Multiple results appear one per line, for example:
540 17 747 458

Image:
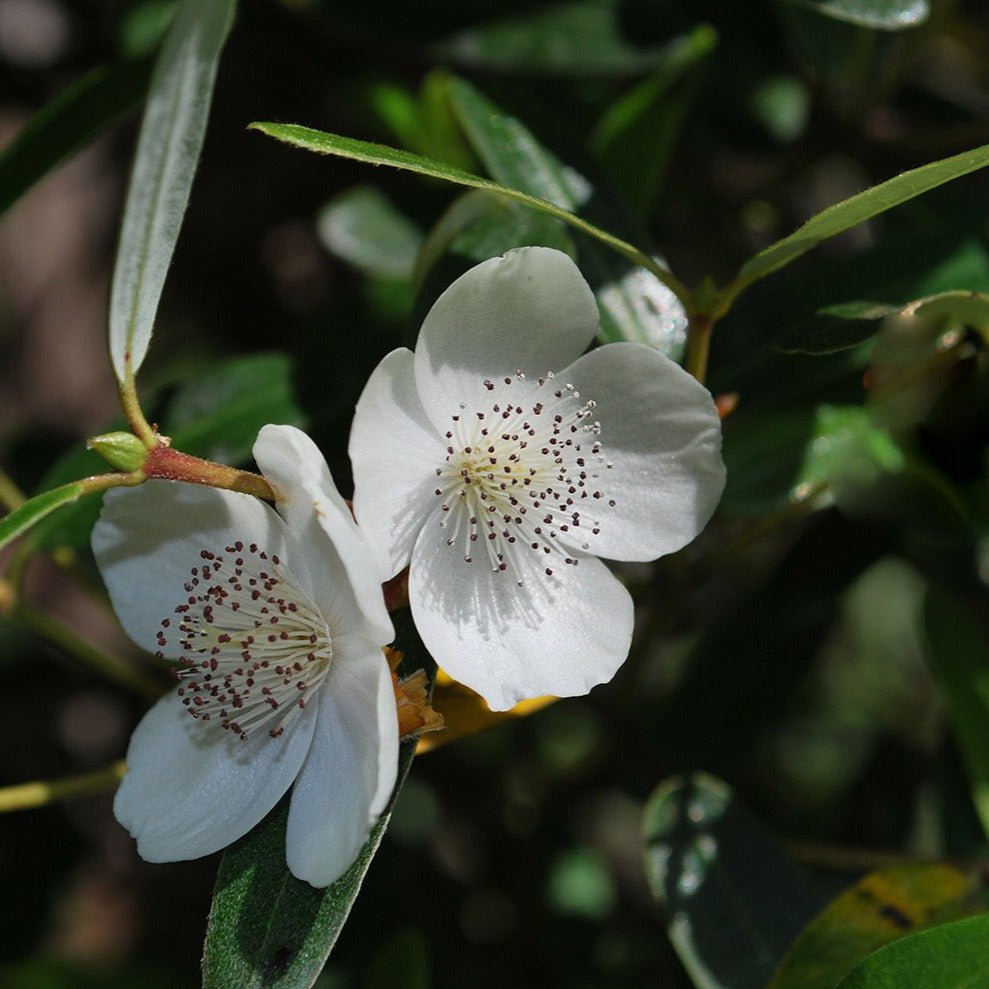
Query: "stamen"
433 372 612 581
160 541 332 740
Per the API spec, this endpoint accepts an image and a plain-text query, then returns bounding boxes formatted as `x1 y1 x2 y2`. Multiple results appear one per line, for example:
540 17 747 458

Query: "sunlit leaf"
444 76 689 356
643 773 826 989
250 122 689 314
769 864 979 989
733 144 989 298
108 0 236 383
779 0 929 30
835 914 989 988
0 58 152 218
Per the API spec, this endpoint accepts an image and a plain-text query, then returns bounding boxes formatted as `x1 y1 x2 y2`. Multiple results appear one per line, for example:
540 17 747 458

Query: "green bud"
87 431 148 472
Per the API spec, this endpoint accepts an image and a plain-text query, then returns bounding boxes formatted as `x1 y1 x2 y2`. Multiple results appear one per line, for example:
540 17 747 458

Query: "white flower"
349 246 726 711
92 424 399 888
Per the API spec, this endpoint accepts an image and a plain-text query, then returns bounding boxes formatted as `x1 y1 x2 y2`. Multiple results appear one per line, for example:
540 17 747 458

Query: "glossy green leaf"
444 76 689 356
0 482 87 554
643 773 826 989
0 58 152 218
250 123 689 313
779 0 929 30
734 144 989 295
108 0 236 383
769 864 978 989
923 590 989 839
591 25 717 216
317 186 423 280
835 914 989 988
201 738 417 989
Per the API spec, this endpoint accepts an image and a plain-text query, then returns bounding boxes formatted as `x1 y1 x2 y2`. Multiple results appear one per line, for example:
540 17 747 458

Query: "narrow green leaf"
923 590 989 840
202 738 417 989
769 864 979 989
643 773 826 989
108 0 236 383
779 291 989 354
734 144 989 293
591 26 718 216
0 58 153 218
835 914 989 988
0 483 86 554
780 0 929 30
443 76 689 356
249 122 690 309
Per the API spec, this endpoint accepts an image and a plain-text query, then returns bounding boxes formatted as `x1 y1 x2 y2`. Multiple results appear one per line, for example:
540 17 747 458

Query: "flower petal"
254 424 393 646
557 343 725 561
285 638 399 887
92 481 294 657
349 349 449 582
408 505 634 710
413 247 600 428
113 691 317 862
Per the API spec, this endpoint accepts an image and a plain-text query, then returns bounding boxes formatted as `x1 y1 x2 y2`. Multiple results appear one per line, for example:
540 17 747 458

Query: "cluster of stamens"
433 370 614 584
157 541 333 740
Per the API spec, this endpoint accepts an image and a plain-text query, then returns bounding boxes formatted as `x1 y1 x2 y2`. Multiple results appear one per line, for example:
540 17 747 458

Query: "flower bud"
87 431 148 472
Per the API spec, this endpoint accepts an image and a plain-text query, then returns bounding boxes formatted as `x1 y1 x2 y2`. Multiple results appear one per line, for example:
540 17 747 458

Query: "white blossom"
349 247 725 710
93 424 398 887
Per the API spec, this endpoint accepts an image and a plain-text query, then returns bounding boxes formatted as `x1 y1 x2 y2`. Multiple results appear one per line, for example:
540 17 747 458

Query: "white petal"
285 638 399 887
413 247 600 428
255 424 393 646
409 506 634 710
558 343 725 561
113 691 317 862
92 481 294 657
349 349 449 582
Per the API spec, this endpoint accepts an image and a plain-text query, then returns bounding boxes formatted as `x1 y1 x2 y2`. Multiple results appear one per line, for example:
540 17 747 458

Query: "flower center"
433 370 615 584
156 541 333 741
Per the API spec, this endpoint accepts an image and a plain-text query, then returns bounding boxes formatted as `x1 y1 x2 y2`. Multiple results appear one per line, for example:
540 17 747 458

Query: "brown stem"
143 446 276 501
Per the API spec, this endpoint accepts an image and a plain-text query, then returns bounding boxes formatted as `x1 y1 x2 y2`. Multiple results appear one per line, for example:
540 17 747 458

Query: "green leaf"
923 590 989 840
317 186 423 280
249 122 690 312
0 58 153 218
834 914 989 988
436 0 684 75
164 352 307 466
108 0 236 383
201 737 418 989
778 292 989 354
734 144 989 296
770 864 979 989
779 0 929 30
27 353 304 553
443 76 689 356
643 773 826 989
591 25 718 216
0 483 86 554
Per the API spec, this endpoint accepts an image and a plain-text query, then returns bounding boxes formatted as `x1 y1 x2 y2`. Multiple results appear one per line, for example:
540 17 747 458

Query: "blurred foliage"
2 0 989 986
